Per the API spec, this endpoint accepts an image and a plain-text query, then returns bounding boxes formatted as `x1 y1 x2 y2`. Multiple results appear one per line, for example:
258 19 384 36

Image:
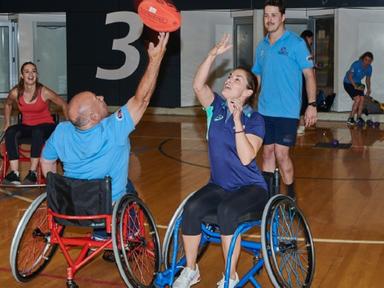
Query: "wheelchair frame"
0 141 45 184
155 194 315 288
10 191 161 288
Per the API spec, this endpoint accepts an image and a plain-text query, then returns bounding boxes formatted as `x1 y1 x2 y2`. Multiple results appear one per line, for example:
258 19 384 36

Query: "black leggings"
5 123 56 160
182 183 269 235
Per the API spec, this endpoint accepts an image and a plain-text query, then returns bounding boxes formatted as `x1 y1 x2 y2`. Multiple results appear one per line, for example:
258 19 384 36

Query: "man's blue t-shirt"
344 60 372 84
42 105 135 201
252 30 313 119
207 93 267 191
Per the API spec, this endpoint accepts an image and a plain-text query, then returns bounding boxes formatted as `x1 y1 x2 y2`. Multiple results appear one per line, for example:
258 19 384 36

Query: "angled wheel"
162 191 208 270
10 193 59 282
261 195 315 288
112 195 161 288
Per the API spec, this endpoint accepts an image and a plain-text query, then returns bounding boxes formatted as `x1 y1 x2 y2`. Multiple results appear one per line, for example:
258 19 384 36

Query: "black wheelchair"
9 172 161 288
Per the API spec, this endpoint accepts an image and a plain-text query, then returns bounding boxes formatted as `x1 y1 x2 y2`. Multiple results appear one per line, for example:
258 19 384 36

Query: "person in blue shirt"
252 0 317 199
173 34 268 288
39 32 169 260
343 51 373 126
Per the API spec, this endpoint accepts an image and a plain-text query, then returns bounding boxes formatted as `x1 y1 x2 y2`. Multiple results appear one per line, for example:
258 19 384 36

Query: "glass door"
34 22 67 98
233 16 253 69
312 16 334 95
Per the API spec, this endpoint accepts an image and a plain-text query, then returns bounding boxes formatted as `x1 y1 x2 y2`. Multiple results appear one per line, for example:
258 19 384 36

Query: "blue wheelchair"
155 173 315 288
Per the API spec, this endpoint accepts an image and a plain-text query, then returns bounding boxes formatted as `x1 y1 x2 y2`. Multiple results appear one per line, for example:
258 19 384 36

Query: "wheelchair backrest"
46 172 112 227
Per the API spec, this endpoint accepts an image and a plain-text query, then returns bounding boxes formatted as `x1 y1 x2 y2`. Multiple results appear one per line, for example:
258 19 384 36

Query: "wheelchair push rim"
112 194 161 288
261 195 315 288
10 193 59 282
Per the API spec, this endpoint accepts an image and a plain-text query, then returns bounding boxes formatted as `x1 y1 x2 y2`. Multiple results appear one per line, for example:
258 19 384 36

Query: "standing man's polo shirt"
252 30 313 119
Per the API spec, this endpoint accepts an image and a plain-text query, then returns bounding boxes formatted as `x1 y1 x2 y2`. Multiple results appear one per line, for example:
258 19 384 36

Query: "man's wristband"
235 130 245 134
308 101 317 107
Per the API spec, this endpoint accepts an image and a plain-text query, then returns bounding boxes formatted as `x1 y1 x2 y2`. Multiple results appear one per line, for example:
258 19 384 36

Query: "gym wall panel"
180 10 233 107
66 11 180 107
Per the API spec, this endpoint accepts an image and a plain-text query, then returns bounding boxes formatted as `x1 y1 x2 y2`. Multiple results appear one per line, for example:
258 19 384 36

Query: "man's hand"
148 32 169 63
304 106 317 127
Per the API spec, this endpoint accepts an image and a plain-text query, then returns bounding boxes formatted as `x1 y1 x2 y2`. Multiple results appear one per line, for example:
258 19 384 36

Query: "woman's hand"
209 34 232 57
228 98 243 123
2 124 9 132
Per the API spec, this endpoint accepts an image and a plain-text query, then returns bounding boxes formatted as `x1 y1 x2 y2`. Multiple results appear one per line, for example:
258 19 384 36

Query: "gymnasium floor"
1 113 384 287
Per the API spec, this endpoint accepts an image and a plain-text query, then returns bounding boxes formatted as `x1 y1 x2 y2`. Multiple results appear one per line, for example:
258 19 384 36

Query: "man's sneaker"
217 273 239 288
2 171 20 185
22 170 37 185
173 265 200 288
347 117 355 126
297 125 305 136
91 229 110 241
102 250 116 263
356 117 365 127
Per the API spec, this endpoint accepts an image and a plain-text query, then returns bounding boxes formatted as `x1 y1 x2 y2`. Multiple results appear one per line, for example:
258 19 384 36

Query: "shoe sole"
173 277 200 288
2 181 21 185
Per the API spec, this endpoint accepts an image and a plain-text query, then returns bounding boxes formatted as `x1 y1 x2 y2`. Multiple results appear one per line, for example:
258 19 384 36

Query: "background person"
173 34 268 288
252 0 317 199
2 61 68 185
344 51 373 126
297 29 314 135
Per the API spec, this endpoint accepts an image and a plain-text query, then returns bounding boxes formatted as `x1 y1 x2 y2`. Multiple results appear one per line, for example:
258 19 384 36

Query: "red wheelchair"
9 172 161 288
0 135 46 184
0 113 60 185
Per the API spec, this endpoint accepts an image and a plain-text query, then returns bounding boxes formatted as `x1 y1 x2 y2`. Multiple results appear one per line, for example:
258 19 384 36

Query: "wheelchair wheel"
261 195 315 288
10 193 59 282
162 191 208 270
112 194 161 288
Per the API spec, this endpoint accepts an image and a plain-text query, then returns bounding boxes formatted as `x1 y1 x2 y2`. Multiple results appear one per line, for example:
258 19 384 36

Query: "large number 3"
96 11 143 80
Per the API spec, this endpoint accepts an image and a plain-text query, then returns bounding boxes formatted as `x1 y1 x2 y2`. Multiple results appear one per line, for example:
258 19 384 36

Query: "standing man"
252 0 317 199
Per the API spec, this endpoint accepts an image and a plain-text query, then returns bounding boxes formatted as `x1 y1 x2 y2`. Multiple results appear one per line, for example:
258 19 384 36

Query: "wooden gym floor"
1 113 384 287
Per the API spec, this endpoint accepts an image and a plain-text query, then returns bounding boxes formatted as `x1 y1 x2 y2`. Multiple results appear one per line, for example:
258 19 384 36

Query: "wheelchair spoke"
114 196 160 287
17 206 51 275
11 194 59 282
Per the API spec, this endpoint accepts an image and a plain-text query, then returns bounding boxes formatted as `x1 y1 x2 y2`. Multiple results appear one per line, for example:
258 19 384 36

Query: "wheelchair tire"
10 193 59 282
112 194 161 288
162 191 208 270
261 195 315 288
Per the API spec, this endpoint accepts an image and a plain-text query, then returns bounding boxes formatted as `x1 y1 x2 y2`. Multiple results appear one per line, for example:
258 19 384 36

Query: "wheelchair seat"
46 172 112 227
202 211 262 227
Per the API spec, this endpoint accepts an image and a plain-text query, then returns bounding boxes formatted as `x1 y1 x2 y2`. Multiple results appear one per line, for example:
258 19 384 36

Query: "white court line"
5 196 383 246
156 224 384 245
0 189 34 203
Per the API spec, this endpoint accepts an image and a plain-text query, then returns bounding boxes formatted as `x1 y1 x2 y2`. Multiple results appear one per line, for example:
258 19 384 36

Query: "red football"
138 0 181 32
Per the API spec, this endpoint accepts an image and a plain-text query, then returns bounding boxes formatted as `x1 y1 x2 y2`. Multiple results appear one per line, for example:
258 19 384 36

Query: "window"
0 21 18 98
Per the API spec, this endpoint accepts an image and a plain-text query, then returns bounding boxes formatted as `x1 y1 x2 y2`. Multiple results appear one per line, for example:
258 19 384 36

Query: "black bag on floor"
363 96 383 115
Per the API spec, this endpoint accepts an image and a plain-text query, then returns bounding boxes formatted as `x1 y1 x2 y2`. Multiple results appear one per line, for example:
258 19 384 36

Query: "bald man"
41 32 169 202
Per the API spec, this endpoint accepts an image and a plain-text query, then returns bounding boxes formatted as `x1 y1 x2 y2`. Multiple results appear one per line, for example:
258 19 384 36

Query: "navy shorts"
344 82 364 99
262 116 299 147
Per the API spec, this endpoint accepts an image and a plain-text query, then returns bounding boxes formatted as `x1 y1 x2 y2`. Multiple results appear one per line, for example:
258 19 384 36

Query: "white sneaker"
217 273 239 288
173 265 200 288
297 125 305 136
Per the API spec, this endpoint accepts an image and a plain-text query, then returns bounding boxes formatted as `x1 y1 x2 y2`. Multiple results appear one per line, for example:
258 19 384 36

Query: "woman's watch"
308 101 317 107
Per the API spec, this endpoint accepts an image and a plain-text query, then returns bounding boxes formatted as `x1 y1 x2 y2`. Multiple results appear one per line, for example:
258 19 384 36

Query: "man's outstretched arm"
127 32 169 125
